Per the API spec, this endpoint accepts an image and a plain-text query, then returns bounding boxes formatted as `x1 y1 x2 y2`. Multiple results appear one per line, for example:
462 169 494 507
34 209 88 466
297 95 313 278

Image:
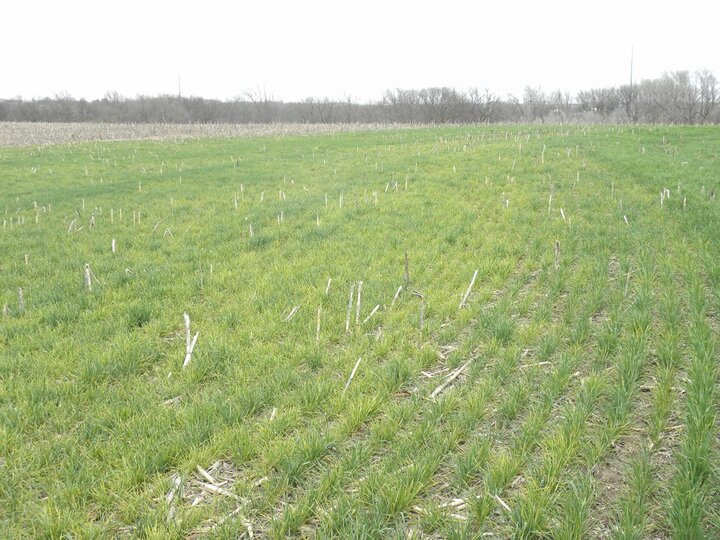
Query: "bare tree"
638 71 700 124
382 89 420 122
315 98 336 123
618 84 640 123
242 87 278 123
54 91 77 122
418 87 463 123
467 88 498 122
342 94 356 123
549 90 572 123
2 68 718 124
695 69 717 123
577 88 619 120
668 71 699 123
298 97 336 123
506 94 524 119
418 87 444 123
522 87 549 123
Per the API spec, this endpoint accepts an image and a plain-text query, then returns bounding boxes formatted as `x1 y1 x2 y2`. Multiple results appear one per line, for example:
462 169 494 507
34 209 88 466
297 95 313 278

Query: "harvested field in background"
0 122 421 148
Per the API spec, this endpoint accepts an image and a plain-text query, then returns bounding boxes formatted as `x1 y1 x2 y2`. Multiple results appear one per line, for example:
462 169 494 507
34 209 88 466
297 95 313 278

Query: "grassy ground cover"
0 125 718 538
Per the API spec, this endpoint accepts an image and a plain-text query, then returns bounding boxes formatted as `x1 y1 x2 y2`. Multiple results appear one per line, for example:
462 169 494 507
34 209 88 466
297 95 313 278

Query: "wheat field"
1 125 718 538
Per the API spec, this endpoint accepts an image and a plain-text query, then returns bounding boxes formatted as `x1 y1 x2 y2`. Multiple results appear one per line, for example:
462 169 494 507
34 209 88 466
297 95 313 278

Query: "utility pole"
629 45 634 120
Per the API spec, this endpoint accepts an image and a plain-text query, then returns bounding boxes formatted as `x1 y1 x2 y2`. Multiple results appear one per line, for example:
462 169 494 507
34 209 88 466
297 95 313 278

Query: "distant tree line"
1 70 717 124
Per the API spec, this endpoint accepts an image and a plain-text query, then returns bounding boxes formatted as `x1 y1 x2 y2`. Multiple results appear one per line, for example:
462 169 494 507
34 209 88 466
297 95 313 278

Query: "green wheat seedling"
0 125 718 538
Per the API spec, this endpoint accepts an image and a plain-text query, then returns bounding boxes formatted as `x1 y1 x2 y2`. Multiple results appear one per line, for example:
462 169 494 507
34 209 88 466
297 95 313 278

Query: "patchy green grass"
1 125 718 538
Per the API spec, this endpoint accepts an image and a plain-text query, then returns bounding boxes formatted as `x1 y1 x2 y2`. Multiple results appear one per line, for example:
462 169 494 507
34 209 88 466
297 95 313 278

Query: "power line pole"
629 45 634 91
629 45 635 122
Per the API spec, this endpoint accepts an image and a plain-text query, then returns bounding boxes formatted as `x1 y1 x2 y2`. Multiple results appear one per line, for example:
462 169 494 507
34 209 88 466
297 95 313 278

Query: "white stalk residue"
84 264 92 291
285 306 300 321
355 281 363 325
342 357 363 394
363 304 380 324
430 360 471 399
391 285 403 306
182 313 199 369
345 283 355 333
459 270 479 309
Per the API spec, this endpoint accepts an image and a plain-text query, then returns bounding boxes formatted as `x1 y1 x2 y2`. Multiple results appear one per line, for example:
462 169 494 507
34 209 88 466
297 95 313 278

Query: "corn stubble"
0 124 717 538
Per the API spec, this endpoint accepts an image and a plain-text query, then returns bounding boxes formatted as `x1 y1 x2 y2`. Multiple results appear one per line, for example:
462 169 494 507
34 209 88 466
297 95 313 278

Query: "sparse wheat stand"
1 124 718 538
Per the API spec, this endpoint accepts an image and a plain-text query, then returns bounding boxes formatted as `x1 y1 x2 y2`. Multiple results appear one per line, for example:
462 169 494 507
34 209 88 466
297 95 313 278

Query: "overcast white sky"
2 0 719 102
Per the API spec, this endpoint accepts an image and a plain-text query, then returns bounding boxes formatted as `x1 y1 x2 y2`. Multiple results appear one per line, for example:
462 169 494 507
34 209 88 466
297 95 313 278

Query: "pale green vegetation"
0 125 718 538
